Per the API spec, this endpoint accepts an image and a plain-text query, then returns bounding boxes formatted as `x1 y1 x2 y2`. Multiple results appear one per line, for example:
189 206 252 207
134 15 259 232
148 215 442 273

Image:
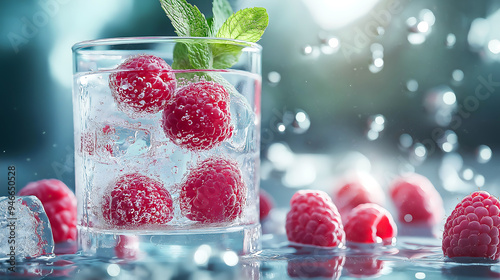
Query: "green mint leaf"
159 0 210 37
172 41 212 70
211 43 243 69
210 0 233 36
216 7 268 43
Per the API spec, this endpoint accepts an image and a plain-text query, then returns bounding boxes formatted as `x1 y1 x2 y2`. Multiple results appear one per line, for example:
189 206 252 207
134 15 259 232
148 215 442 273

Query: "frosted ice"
226 93 255 152
0 196 54 260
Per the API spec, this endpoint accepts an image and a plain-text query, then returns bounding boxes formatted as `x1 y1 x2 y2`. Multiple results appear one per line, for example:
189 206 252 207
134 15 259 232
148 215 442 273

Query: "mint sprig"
159 0 268 70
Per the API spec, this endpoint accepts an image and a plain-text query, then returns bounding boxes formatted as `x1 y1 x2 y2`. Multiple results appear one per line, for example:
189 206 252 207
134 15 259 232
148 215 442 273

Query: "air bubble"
291 110 311 134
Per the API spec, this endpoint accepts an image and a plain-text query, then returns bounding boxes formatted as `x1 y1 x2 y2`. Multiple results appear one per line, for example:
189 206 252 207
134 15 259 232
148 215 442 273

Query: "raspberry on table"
260 189 274 220
442 191 500 260
180 156 246 223
161 81 233 151
389 173 444 225
344 203 397 244
18 179 77 243
332 171 385 218
109 54 176 116
102 173 174 227
286 190 345 247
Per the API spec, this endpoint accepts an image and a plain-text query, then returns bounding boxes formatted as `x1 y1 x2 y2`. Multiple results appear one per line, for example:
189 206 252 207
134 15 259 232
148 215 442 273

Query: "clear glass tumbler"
72 37 262 257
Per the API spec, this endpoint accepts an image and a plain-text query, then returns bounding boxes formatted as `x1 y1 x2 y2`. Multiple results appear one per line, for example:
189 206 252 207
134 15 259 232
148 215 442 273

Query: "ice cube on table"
0 196 54 260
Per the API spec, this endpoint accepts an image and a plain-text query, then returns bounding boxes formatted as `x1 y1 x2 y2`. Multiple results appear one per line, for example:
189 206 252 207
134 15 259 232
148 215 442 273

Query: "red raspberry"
161 81 233 151
442 191 500 260
102 173 174 227
287 255 344 279
389 173 444 225
109 54 176 115
180 157 246 223
332 171 385 218
286 190 345 247
260 189 274 220
344 203 397 244
18 179 77 243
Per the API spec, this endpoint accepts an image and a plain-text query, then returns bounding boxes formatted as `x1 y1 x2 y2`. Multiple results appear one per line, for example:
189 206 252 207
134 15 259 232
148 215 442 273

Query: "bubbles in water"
446 33 456 48
226 93 255 152
476 145 492 163
267 71 281 85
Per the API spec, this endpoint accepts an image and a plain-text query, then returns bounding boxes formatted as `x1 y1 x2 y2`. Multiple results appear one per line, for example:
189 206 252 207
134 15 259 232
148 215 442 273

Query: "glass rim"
72 36 262 52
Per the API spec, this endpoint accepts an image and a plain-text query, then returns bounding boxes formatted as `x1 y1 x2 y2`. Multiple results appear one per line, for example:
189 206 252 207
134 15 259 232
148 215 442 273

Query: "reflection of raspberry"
288 255 344 279
344 203 397 244
344 256 384 277
102 173 174 227
260 189 274 220
162 81 233 151
180 157 246 223
442 191 500 260
389 173 444 225
332 171 385 217
115 235 140 260
109 54 176 115
18 179 77 243
286 190 345 247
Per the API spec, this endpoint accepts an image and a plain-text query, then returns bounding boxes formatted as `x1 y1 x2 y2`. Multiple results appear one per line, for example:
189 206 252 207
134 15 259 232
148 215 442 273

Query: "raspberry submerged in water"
344 203 397 244
180 156 246 223
389 173 444 225
442 191 500 261
286 190 345 247
102 173 174 227
109 54 176 116
162 81 233 151
18 179 77 243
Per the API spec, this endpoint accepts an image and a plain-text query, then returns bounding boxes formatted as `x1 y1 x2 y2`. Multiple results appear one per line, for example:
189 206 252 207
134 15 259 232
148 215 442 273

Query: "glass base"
77 223 261 258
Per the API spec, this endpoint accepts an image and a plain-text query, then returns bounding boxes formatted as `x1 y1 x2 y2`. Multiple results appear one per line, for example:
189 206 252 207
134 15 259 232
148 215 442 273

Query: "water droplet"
488 39 500 54
442 91 456 105
399 133 413 149
406 79 419 92
417 21 429 33
452 69 464 82
171 166 178 174
367 114 385 132
446 33 456 48
404 214 413 222
277 123 286 133
420 9 435 26
476 145 492 163
267 71 281 85
291 110 311 134
461 168 474 181
474 174 485 187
